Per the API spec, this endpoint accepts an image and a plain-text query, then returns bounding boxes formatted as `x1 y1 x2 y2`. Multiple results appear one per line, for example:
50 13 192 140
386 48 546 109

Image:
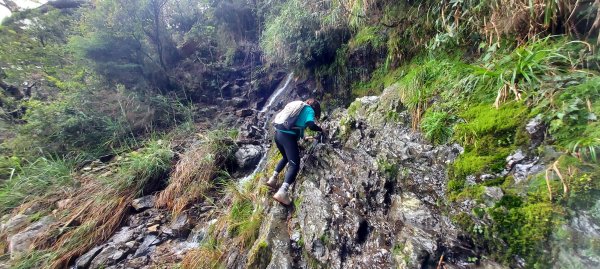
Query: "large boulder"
8 216 55 259
235 144 263 170
1 214 29 234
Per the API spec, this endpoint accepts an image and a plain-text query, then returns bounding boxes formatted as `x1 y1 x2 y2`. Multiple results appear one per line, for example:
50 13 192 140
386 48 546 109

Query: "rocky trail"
2 76 599 269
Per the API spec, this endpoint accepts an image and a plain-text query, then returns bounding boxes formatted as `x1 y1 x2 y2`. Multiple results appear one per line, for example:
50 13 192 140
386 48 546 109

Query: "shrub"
260 0 344 67
10 88 191 159
421 110 454 144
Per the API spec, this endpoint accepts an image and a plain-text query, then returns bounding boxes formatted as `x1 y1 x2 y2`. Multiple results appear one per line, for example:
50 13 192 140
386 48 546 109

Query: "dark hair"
306 98 321 119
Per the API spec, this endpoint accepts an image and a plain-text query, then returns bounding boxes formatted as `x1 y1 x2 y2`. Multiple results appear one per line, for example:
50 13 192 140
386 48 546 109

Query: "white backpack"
272 101 307 130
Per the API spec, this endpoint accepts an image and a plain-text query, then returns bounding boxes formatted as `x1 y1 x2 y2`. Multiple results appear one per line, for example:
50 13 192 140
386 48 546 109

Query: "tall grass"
0 156 75 215
421 110 455 145
466 37 590 107
156 129 237 217
0 138 175 269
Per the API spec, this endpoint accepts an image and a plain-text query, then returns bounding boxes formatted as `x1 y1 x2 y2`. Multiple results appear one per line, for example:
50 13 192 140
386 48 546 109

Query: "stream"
239 72 294 184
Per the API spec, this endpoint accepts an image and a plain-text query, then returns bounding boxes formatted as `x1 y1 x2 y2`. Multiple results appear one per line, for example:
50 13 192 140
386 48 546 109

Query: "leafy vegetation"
0 0 598 268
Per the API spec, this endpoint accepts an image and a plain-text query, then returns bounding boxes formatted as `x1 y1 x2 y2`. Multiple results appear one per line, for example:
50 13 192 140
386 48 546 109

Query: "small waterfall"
184 73 293 247
240 72 294 184
260 73 294 113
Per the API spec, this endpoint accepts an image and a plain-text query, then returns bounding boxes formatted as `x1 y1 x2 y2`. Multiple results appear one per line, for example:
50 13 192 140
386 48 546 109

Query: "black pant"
274 131 300 185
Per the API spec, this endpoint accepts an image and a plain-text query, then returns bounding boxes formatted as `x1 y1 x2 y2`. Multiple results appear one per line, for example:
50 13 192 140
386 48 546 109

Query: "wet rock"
231 97 248 108
298 180 331 264
123 255 149 268
131 195 155 211
393 226 436 269
90 245 121 269
249 205 292 269
526 115 545 147
133 234 161 258
170 213 192 237
187 218 217 243
506 149 526 169
390 193 436 229
465 175 477 186
236 108 254 117
235 144 263 170
75 246 103 269
111 227 137 244
513 161 545 184
1 214 29 234
9 216 54 259
358 96 379 106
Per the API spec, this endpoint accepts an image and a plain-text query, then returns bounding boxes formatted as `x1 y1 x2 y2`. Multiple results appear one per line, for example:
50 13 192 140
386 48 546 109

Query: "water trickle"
260 73 294 113
240 72 294 184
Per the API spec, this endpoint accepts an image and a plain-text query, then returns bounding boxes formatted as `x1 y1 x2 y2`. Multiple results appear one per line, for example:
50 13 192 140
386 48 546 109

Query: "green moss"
384 110 401 123
392 243 404 255
449 101 529 193
350 26 385 49
451 212 474 231
488 202 562 267
451 184 485 202
454 102 528 146
319 233 330 246
350 64 406 99
482 177 506 187
246 239 272 269
347 100 362 117
447 179 466 192
450 150 507 186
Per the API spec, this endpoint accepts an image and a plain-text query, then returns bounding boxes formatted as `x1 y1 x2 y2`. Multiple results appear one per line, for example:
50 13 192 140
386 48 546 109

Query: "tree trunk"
0 0 20 13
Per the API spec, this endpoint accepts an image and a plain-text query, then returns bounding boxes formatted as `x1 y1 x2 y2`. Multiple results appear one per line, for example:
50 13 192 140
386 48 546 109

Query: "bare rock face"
131 195 155 211
257 87 471 268
75 246 103 269
1 214 29 235
9 216 55 259
246 204 292 269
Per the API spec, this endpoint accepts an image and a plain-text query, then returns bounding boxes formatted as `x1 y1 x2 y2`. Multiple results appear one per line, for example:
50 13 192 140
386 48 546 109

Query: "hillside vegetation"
0 0 598 268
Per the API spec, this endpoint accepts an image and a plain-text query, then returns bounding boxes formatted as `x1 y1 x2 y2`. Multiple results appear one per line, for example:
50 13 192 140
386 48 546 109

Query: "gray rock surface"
235 144 263 169
1 214 29 234
8 216 54 259
131 195 155 211
75 246 103 269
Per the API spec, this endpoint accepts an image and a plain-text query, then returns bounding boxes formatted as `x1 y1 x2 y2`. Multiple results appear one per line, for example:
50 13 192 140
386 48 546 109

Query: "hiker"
265 98 325 205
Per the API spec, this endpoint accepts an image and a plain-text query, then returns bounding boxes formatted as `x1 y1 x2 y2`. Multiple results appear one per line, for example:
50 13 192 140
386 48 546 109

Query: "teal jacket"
277 106 316 139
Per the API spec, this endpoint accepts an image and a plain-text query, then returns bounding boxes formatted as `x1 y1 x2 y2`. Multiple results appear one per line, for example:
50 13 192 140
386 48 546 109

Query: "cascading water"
240 72 294 183
181 73 294 248
260 73 293 113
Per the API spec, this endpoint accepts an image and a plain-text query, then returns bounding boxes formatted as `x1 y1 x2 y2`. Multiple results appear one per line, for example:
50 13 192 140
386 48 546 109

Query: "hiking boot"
264 174 278 189
273 188 291 205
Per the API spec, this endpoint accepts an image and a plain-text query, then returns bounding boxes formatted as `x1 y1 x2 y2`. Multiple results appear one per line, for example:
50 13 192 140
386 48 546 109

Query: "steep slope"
243 86 477 268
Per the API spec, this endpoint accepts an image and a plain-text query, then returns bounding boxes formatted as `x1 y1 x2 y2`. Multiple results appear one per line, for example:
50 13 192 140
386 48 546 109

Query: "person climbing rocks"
265 98 324 205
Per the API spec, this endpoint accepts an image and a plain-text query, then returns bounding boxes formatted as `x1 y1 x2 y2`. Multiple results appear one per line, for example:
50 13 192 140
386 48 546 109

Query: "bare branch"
0 0 20 13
